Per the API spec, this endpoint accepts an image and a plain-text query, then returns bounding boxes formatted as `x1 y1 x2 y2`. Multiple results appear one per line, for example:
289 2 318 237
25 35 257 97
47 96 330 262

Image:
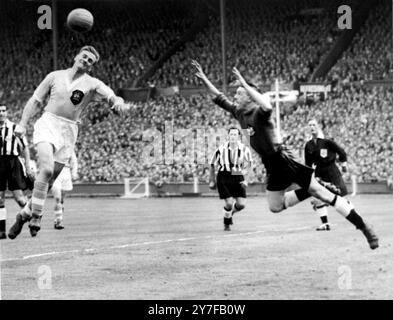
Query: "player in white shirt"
9 46 132 239
51 150 78 230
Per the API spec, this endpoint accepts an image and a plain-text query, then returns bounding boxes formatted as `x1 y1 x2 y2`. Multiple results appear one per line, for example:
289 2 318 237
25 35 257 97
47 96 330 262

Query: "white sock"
223 208 232 218
0 207 6 222
54 210 63 222
316 206 328 219
21 202 32 219
333 196 354 218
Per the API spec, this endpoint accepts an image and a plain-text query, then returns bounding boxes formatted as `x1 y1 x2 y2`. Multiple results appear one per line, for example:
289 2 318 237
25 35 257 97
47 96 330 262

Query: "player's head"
308 119 324 138
234 81 257 107
228 126 241 143
74 45 100 72
0 105 7 123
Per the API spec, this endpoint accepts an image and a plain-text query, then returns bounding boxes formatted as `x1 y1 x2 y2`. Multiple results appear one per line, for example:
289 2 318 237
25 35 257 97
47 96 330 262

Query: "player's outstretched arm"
108 95 134 116
232 67 272 112
192 60 221 96
94 79 135 116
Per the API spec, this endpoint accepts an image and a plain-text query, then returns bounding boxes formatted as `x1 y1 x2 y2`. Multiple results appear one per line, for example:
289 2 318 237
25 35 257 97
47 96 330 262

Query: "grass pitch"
1 195 392 299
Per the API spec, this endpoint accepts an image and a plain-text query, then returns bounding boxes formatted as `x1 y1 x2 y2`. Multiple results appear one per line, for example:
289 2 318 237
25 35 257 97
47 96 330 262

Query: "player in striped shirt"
210 127 252 231
0 104 33 239
192 60 378 250
8 46 133 239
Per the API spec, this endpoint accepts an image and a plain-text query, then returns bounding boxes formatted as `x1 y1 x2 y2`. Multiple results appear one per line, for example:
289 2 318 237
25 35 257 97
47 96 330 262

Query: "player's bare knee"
235 202 245 211
15 196 26 207
224 199 233 209
269 203 285 213
40 165 54 180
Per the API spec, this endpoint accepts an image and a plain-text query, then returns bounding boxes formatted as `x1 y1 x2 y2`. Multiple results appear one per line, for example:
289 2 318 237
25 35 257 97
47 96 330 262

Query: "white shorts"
33 112 78 164
52 167 73 192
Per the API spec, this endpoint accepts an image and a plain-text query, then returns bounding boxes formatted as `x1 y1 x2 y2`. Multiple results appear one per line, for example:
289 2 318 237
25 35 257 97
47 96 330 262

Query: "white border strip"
0 226 310 263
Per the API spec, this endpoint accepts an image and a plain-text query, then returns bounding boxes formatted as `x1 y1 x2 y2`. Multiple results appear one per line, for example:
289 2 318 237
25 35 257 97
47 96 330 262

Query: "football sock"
346 210 366 229
32 180 49 219
223 206 232 218
16 198 27 208
20 199 32 220
316 205 328 224
0 205 6 237
330 195 365 229
330 195 353 217
54 203 63 222
232 203 244 214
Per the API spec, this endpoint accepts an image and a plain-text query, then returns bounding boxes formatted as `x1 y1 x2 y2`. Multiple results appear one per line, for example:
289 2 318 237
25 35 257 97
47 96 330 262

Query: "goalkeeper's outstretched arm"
191 60 221 96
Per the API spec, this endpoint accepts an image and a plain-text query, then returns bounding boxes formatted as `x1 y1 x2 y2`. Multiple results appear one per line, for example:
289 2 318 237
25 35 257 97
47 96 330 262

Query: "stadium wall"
5 182 392 198
6 182 388 198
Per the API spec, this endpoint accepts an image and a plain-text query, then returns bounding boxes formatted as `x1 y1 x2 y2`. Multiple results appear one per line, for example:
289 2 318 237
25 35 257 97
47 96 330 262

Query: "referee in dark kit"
305 119 348 231
209 127 252 231
0 104 33 239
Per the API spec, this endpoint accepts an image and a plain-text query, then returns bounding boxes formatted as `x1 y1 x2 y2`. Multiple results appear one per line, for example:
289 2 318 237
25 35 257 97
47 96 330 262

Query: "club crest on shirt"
70 90 84 105
246 126 255 136
320 148 328 158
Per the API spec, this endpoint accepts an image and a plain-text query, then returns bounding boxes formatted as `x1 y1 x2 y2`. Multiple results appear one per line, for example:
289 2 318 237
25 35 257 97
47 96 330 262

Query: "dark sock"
224 205 232 212
346 209 366 229
17 200 27 208
295 188 311 201
0 220 5 236
320 216 328 224
224 217 233 225
0 205 6 237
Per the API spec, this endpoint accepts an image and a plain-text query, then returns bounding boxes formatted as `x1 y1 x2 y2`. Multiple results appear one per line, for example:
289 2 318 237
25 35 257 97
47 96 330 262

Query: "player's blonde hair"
79 45 100 63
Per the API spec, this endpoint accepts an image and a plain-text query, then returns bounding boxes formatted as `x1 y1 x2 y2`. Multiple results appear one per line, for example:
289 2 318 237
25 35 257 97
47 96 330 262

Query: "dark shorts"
265 147 314 192
216 171 246 199
0 156 27 191
315 165 348 196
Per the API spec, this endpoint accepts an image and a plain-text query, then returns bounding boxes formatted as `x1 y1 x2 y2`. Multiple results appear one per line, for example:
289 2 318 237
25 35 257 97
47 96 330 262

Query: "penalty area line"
0 225 311 263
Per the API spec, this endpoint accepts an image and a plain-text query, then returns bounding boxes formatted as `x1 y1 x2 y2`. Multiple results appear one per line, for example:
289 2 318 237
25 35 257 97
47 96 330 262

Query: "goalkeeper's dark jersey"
213 93 314 191
213 94 280 170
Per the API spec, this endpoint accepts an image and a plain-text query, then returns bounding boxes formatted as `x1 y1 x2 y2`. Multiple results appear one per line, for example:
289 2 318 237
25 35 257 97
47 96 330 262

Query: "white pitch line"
0 226 310 263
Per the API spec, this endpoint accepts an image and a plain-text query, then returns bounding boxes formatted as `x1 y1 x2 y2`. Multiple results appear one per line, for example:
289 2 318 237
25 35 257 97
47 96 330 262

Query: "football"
67 8 94 33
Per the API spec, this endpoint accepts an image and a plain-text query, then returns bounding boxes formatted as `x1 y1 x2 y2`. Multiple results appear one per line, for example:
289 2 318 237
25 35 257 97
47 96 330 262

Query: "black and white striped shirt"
0 120 28 156
210 142 252 172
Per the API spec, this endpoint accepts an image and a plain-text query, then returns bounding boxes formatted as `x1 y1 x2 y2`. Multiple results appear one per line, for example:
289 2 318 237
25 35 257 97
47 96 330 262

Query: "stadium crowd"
327 0 393 83
75 83 393 184
0 0 196 92
5 84 389 184
1 0 392 185
150 0 344 87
